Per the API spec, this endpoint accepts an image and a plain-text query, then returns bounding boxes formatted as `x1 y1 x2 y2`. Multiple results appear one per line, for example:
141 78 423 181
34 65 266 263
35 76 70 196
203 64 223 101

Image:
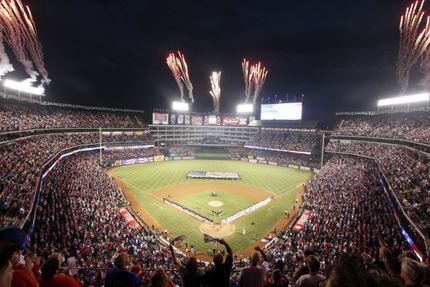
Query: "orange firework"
397 0 430 93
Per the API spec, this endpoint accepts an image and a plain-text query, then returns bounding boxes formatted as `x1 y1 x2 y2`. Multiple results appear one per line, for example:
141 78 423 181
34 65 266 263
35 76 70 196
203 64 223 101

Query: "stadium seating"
335 112 430 144
249 130 321 152
0 99 145 132
1 99 430 286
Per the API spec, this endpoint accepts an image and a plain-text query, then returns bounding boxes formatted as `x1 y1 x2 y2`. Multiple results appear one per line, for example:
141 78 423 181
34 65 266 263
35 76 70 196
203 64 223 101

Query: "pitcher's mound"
199 223 235 237
208 201 224 207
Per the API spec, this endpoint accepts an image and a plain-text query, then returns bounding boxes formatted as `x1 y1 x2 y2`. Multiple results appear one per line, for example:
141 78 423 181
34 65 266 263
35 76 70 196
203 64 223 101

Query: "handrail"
335 106 430 115
0 91 145 113
324 150 427 255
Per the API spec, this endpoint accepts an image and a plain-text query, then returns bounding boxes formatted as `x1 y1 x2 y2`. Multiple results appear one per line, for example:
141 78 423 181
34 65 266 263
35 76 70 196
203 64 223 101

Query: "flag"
170 235 186 244
203 233 218 243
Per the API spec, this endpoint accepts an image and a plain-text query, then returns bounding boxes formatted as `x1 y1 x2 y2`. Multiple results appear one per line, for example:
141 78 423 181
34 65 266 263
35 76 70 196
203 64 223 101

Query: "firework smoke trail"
242 59 254 103
209 71 222 113
0 0 36 78
177 51 194 103
0 31 14 80
419 16 430 88
397 0 430 94
166 53 185 101
10 0 49 83
251 62 268 104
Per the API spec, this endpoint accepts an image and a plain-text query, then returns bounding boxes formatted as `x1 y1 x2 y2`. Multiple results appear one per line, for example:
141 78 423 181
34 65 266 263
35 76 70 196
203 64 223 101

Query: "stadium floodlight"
3 79 45 96
172 101 189 112
377 93 429 107
237 104 253 113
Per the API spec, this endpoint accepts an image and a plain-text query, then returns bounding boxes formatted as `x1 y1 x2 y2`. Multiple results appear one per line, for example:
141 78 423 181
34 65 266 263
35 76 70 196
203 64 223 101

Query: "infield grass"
108 160 312 254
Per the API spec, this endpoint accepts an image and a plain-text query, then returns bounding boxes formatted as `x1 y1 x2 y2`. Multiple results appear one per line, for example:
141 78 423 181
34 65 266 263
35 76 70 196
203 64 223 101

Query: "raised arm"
218 239 233 256
169 244 181 268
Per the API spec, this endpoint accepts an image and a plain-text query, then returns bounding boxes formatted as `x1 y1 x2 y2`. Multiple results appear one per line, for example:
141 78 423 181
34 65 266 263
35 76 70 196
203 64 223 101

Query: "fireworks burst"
251 62 268 104
166 51 194 103
166 52 185 101
209 71 221 113
177 51 194 103
0 0 49 83
420 16 430 88
397 0 430 93
242 59 254 103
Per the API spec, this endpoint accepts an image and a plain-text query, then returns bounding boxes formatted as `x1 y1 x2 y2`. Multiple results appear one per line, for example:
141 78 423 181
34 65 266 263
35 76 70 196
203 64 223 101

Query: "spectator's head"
0 227 26 268
114 253 131 271
41 255 60 282
303 247 314 258
379 247 392 260
326 256 365 287
251 251 260 267
151 268 169 287
401 257 425 285
213 253 223 267
0 246 13 287
185 256 198 273
384 254 401 276
272 269 286 284
306 255 320 275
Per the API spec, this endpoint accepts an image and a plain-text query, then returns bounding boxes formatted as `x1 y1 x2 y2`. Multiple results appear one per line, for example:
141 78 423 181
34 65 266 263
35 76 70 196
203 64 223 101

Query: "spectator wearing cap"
202 239 233 287
238 246 269 287
105 253 141 287
39 253 80 287
0 226 39 287
295 255 326 287
0 243 14 287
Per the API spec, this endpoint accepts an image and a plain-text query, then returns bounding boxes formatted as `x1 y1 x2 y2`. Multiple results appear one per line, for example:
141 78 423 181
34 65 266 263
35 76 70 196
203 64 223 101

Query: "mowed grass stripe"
109 160 312 252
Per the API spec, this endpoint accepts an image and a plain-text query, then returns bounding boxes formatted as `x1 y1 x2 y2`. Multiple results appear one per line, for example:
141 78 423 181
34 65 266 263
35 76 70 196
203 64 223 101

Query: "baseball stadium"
0 1 430 287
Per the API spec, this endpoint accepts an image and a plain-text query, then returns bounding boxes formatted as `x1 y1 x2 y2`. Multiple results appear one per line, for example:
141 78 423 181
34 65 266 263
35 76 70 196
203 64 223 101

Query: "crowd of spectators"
102 146 161 164
268 156 409 278
249 130 321 153
0 100 145 132
229 148 320 168
1 152 427 286
30 153 181 286
0 132 153 226
168 146 197 158
326 140 430 231
334 112 430 145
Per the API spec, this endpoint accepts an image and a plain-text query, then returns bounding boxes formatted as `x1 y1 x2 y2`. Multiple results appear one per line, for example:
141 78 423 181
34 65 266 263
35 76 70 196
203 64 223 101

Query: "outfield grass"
109 160 312 254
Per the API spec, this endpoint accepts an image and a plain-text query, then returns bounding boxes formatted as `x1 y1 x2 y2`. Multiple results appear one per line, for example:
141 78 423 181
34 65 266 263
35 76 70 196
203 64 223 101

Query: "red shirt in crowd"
38 274 81 287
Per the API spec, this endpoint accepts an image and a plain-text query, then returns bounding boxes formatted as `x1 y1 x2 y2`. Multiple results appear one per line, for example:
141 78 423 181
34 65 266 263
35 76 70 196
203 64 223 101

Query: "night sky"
7 0 420 119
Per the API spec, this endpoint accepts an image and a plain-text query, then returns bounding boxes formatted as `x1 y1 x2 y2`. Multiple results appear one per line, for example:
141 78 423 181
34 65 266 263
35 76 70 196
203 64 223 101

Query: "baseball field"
108 160 312 257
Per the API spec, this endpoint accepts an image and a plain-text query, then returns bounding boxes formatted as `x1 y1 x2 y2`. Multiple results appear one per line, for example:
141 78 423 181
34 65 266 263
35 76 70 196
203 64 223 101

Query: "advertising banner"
191 115 203 126
152 113 169 125
249 159 257 163
268 161 278 166
120 207 142 230
185 114 191 125
153 155 165 162
177 114 184 125
169 114 177 125
292 210 312 232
